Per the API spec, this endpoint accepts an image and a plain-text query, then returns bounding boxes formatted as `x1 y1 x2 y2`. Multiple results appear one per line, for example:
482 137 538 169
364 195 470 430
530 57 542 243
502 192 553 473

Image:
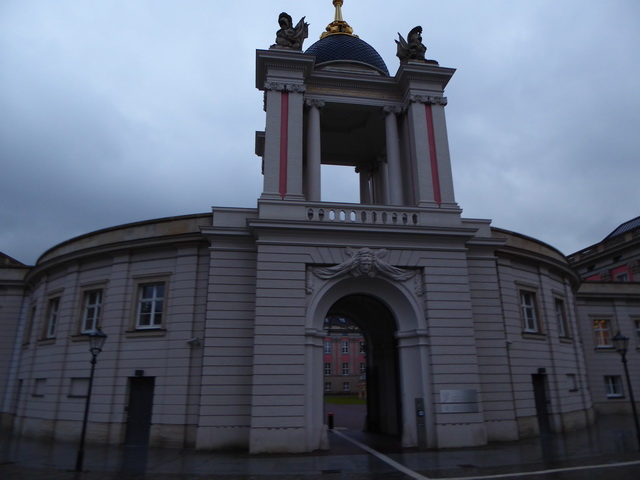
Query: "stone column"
357 165 371 204
384 106 403 206
262 82 306 201
305 99 324 202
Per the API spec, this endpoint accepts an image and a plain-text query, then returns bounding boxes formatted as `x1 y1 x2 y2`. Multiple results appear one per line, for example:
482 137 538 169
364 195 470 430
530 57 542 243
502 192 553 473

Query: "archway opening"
323 294 401 438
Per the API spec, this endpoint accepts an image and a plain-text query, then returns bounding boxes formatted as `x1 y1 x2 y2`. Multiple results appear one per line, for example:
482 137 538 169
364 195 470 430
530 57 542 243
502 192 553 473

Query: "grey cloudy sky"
1 0 639 265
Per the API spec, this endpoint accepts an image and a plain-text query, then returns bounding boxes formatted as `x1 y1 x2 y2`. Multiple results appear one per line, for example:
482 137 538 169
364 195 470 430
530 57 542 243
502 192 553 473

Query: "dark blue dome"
305 34 389 76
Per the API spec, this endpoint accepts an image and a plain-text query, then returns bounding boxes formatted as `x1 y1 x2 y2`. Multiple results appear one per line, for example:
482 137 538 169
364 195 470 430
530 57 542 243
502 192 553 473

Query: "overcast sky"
1 0 639 265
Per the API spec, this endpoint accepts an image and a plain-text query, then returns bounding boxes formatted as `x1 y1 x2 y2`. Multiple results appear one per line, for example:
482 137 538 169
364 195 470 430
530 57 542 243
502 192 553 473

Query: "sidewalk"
1 415 639 479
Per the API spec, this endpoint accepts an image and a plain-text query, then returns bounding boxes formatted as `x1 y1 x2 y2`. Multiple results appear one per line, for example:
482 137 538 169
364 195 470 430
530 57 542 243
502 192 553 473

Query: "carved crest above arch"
306 247 422 296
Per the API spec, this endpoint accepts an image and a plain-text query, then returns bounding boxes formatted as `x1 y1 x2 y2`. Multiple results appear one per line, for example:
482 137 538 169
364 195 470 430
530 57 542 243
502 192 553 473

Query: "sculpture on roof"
396 26 427 62
273 12 309 50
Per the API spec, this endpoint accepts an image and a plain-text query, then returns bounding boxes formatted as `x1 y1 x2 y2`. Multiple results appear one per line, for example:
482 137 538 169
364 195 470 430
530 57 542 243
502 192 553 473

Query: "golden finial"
321 0 358 39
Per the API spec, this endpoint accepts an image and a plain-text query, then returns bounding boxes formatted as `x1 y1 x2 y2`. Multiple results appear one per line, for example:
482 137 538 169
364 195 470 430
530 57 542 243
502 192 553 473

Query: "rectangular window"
615 272 629 282
23 305 36 345
567 373 578 392
45 297 60 338
555 298 569 337
359 340 365 353
324 340 331 354
342 362 349 375
342 382 350 392
360 362 366 374
324 362 331 375
136 282 165 329
593 319 612 347
32 378 46 397
324 382 332 393
605 375 624 398
342 340 349 354
520 290 539 333
68 378 89 398
81 289 103 333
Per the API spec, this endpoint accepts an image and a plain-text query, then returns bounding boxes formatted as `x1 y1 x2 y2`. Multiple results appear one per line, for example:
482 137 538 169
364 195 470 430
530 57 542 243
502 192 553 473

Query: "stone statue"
395 26 427 62
273 12 309 50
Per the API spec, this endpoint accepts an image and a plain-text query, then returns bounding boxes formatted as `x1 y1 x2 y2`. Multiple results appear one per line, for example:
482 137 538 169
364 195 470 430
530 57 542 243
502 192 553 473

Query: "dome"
305 34 390 76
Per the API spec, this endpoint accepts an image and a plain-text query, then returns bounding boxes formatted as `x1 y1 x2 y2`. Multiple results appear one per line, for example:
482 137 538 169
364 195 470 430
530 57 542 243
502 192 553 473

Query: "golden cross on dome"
321 0 358 38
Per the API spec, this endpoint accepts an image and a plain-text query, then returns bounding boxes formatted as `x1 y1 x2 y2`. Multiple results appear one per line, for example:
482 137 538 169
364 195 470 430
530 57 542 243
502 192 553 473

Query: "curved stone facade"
0 213 594 451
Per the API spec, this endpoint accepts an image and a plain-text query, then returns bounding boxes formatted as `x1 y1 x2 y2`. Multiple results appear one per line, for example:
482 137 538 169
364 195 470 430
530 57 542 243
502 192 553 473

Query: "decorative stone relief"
263 82 307 93
306 247 419 294
409 94 448 106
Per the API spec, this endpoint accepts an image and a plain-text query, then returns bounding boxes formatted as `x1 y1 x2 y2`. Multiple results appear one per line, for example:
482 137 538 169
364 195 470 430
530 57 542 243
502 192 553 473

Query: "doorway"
324 295 401 437
532 373 551 435
124 376 155 446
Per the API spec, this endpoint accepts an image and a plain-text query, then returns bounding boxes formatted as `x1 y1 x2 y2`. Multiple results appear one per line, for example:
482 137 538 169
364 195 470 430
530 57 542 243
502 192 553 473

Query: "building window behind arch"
593 319 612 348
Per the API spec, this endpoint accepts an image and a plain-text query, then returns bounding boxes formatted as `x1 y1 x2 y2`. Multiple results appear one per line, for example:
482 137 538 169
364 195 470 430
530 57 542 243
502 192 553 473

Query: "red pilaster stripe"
425 104 441 205
279 92 289 199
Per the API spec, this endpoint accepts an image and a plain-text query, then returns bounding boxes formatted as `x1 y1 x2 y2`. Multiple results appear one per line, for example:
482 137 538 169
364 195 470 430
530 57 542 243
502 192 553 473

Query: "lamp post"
75 328 107 472
611 331 640 450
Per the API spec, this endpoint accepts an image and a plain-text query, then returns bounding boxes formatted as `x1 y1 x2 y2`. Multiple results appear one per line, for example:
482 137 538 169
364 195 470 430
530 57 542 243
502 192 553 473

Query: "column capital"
263 82 307 93
408 94 448 106
304 98 326 109
383 105 403 115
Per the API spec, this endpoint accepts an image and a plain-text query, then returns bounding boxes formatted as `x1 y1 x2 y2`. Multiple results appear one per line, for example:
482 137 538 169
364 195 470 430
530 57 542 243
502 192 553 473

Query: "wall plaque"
439 389 479 413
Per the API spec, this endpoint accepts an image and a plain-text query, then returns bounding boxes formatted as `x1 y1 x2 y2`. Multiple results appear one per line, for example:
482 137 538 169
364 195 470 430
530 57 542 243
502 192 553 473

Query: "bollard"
328 412 334 430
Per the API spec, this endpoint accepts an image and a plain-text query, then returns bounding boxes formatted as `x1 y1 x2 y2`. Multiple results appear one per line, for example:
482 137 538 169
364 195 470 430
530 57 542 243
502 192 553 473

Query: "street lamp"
75 328 107 472
611 331 640 450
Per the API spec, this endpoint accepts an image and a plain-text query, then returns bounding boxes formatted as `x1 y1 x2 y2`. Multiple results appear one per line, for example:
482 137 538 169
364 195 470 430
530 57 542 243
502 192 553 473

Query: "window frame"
519 289 541 334
43 296 61 339
342 362 349 375
324 362 331 375
554 297 570 338
80 288 104 334
342 382 350 392
130 276 170 331
633 318 640 347
605 375 624 398
341 340 349 354
593 318 613 348
324 340 331 354
23 304 37 346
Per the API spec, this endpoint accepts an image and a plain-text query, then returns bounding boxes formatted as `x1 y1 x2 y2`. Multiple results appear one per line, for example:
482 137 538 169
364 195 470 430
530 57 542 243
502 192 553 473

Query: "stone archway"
306 274 432 450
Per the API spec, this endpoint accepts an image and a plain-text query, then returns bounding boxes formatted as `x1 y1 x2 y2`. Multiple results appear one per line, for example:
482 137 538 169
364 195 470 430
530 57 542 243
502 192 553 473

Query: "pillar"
305 99 324 202
384 106 403 206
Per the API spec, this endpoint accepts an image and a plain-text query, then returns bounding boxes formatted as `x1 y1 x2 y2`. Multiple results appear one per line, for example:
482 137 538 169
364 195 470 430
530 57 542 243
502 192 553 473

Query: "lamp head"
88 328 107 356
612 331 629 355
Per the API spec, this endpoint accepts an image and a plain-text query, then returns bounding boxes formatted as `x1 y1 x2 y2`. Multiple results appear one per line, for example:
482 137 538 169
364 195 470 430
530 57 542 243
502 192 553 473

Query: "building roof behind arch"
604 215 640 240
